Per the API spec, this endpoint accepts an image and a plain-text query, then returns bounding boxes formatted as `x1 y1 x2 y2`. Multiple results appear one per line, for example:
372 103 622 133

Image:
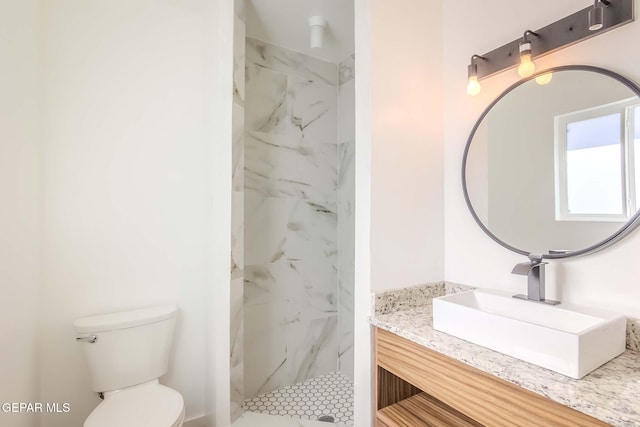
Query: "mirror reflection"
465 68 640 255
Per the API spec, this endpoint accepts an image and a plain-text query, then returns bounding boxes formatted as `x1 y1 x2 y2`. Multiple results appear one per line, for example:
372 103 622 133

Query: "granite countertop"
371 301 640 427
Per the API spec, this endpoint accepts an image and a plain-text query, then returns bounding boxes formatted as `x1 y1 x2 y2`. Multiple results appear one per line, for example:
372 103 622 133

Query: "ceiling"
245 0 355 64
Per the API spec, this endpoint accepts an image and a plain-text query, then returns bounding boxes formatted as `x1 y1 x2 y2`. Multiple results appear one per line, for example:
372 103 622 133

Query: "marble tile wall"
337 53 355 380
230 2 245 422
244 38 341 399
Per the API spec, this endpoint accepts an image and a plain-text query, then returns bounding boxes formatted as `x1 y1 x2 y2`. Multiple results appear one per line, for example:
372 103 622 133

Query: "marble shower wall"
230 0 245 422
244 38 340 399
337 54 355 380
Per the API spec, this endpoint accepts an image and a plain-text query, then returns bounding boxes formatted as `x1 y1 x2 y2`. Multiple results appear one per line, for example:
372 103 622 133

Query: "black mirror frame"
462 65 640 259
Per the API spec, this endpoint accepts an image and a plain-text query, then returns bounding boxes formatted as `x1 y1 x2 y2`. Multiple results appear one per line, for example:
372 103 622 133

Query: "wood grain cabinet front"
374 327 610 427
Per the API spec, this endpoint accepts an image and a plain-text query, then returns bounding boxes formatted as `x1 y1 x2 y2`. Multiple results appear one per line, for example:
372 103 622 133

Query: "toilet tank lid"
74 305 178 333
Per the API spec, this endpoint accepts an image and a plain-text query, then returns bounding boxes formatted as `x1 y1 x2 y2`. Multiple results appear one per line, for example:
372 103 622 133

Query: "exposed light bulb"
466 55 485 96
535 72 553 85
467 75 481 96
518 53 536 77
517 40 536 78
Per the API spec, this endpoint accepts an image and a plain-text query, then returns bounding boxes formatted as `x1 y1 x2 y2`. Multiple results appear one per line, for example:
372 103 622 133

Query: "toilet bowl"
85 381 184 427
75 305 185 427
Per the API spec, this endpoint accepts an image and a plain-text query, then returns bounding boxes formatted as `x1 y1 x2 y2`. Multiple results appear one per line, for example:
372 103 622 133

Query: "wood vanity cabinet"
374 327 610 427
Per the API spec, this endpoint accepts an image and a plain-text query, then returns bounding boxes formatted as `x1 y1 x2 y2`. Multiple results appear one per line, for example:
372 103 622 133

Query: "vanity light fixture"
467 55 486 96
517 30 539 78
589 0 611 31
465 0 632 95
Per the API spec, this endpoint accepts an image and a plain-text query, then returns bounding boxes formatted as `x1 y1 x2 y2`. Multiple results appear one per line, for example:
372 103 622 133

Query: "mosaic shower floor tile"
243 371 353 426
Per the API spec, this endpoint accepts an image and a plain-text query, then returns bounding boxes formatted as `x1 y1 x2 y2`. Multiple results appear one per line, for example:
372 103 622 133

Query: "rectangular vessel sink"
432 289 626 379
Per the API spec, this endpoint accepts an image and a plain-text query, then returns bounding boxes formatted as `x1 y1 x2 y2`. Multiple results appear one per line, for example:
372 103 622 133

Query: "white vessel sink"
432 289 626 379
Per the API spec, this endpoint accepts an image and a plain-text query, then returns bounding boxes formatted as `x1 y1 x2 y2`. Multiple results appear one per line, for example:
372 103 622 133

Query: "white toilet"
74 305 185 427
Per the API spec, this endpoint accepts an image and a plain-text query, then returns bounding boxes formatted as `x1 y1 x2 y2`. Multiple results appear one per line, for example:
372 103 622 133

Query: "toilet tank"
74 305 178 393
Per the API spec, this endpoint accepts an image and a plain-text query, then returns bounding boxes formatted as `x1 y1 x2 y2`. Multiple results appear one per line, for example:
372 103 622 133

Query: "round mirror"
463 66 640 258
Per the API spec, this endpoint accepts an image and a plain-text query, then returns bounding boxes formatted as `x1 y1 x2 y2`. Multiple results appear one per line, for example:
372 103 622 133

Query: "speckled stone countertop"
370 284 640 427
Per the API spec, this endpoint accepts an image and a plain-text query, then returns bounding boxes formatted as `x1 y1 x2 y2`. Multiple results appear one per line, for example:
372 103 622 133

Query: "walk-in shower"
230 1 355 425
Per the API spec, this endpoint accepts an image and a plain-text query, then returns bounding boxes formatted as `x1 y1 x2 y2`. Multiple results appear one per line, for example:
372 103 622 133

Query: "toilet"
74 305 185 427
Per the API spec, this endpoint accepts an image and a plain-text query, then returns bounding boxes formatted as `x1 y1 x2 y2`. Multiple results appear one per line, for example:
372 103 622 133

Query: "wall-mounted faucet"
512 254 560 305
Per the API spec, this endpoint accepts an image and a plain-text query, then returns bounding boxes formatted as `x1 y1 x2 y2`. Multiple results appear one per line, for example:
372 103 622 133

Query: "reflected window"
555 98 639 222
566 114 623 215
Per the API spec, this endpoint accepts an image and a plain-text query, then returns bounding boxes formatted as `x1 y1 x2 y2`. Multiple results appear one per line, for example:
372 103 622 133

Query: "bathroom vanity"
371 295 640 427
368 61 640 426
374 63 640 426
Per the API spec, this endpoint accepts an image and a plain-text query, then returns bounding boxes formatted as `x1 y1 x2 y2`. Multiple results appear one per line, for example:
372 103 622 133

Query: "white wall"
369 0 444 292
444 0 640 317
205 0 234 425
353 0 444 425
0 1 41 426
353 0 372 424
39 1 222 425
